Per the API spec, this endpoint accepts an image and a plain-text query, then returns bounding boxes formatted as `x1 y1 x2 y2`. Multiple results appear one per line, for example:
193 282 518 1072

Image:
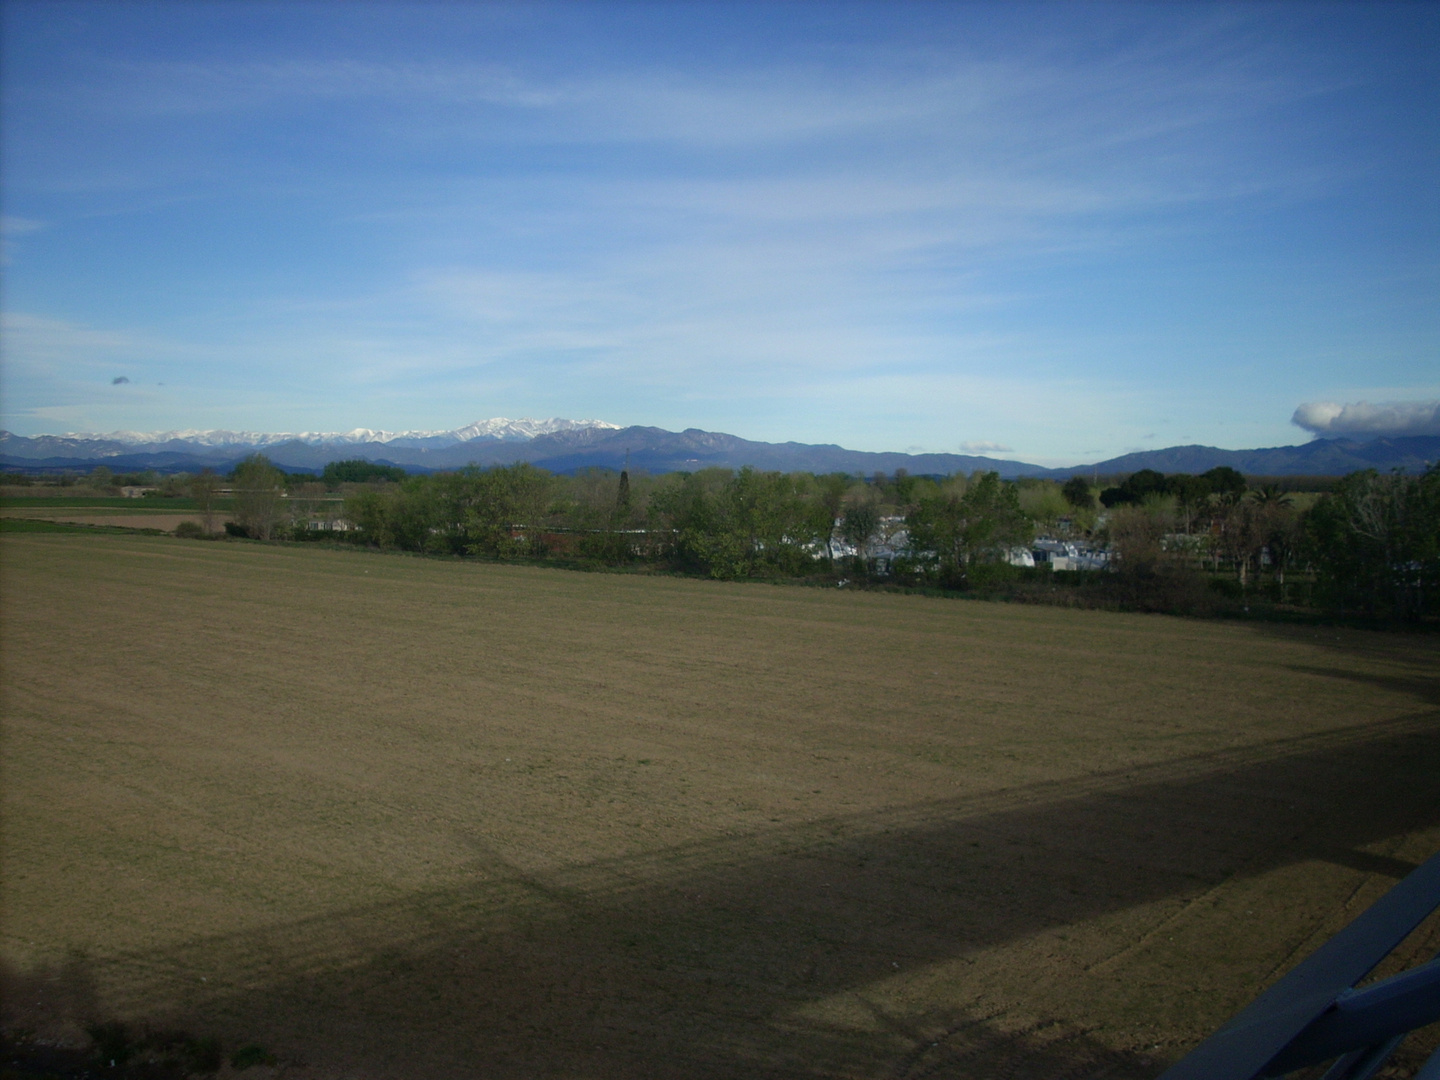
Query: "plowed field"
2 532 1437 1078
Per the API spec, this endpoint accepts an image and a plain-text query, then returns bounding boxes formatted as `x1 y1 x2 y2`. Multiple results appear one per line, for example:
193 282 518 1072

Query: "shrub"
173 520 207 539
578 530 636 565
964 562 1024 589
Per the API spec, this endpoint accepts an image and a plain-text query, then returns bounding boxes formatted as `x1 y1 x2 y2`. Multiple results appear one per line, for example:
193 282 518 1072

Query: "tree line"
167 454 1440 621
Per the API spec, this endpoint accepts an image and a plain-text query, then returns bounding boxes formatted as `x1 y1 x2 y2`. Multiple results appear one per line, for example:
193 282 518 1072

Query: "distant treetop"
323 460 407 485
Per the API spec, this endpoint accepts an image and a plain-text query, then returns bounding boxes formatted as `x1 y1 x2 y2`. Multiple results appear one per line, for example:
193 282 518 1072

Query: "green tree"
839 489 881 569
463 463 555 558
1252 483 1292 509
1100 500 1212 612
322 460 406 485
1260 500 1301 592
1102 502 1172 579
814 473 850 565
189 468 220 534
231 455 287 540
650 467 823 579
343 483 425 549
1214 497 1267 588
1200 466 1247 499
1100 469 1167 508
568 468 619 530
1304 465 1440 618
905 472 1033 586
287 481 330 537
1167 474 1213 535
340 464 555 557
1017 480 1068 530
891 468 918 508
1061 476 1094 509
616 469 631 517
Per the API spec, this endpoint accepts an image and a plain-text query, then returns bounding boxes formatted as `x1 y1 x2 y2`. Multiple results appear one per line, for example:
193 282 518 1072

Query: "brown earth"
1 532 1437 1079
0 506 224 532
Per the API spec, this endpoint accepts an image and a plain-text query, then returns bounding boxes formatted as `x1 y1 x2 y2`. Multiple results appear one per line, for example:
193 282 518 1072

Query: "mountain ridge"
3 416 618 452
1 420 1436 478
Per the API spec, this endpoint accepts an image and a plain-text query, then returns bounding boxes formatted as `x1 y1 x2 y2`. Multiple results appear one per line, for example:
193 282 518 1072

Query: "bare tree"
1215 497 1266 588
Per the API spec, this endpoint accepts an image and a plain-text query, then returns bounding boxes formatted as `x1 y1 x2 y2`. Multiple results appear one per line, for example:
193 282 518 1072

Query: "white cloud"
0 217 47 266
1 312 141 359
1291 400 1440 438
959 440 1013 454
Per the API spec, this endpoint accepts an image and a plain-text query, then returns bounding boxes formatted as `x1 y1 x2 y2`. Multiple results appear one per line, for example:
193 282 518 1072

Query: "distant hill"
1036 435 1440 479
2 420 1436 478
0 421 1051 478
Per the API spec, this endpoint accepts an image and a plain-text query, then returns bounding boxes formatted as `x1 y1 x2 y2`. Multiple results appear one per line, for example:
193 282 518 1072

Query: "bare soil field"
0 506 221 532
2 532 1437 1079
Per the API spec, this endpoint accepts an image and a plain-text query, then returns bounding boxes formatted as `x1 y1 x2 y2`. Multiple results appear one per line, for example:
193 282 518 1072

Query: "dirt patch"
0 507 225 532
2 533 1437 1078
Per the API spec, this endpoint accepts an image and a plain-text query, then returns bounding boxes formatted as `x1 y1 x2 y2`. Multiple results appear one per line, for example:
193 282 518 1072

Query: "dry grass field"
2 531 1438 1079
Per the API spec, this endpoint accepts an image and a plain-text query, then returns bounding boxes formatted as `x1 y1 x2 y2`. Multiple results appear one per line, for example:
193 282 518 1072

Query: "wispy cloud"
0 215 45 235
2 4 1430 458
101 58 561 117
1 312 140 359
0 216 46 265
960 440 1013 454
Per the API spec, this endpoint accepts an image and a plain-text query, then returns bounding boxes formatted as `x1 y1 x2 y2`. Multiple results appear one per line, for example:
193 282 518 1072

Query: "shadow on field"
1282 664 1440 709
15 713 1440 1079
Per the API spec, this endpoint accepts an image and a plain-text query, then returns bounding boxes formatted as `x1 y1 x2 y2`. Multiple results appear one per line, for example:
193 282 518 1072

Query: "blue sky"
1 1 1436 464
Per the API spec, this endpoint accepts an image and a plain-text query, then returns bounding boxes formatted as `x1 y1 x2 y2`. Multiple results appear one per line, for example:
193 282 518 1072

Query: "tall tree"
189 468 220 535
616 469 631 518
231 455 287 540
839 490 881 568
1214 497 1269 588
814 473 850 565
1061 476 1094 509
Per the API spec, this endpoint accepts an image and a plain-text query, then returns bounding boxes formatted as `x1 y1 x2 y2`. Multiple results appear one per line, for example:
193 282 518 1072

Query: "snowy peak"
21 418 620 450
447 417 620 442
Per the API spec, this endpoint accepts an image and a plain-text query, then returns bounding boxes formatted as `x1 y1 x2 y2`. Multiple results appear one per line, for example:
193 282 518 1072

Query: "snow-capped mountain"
4 417 619 453
2 419 1433 478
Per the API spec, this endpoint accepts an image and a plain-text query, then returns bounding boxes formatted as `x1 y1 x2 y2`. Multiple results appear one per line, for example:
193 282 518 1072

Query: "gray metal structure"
1159 850 1440 1080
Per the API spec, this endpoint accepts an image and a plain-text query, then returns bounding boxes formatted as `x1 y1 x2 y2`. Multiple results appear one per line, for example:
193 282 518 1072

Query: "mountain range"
1 419 1436 479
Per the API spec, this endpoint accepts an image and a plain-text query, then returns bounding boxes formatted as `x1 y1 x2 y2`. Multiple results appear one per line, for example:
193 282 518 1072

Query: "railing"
1160 850 1440 1079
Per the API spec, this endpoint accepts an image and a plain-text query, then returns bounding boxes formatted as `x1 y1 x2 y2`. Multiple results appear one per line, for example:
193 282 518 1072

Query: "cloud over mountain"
1291 400 1440 439
959 440 1013 454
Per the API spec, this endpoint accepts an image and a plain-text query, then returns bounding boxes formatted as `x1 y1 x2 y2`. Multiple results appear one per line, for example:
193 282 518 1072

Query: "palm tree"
1252 484 1293 509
